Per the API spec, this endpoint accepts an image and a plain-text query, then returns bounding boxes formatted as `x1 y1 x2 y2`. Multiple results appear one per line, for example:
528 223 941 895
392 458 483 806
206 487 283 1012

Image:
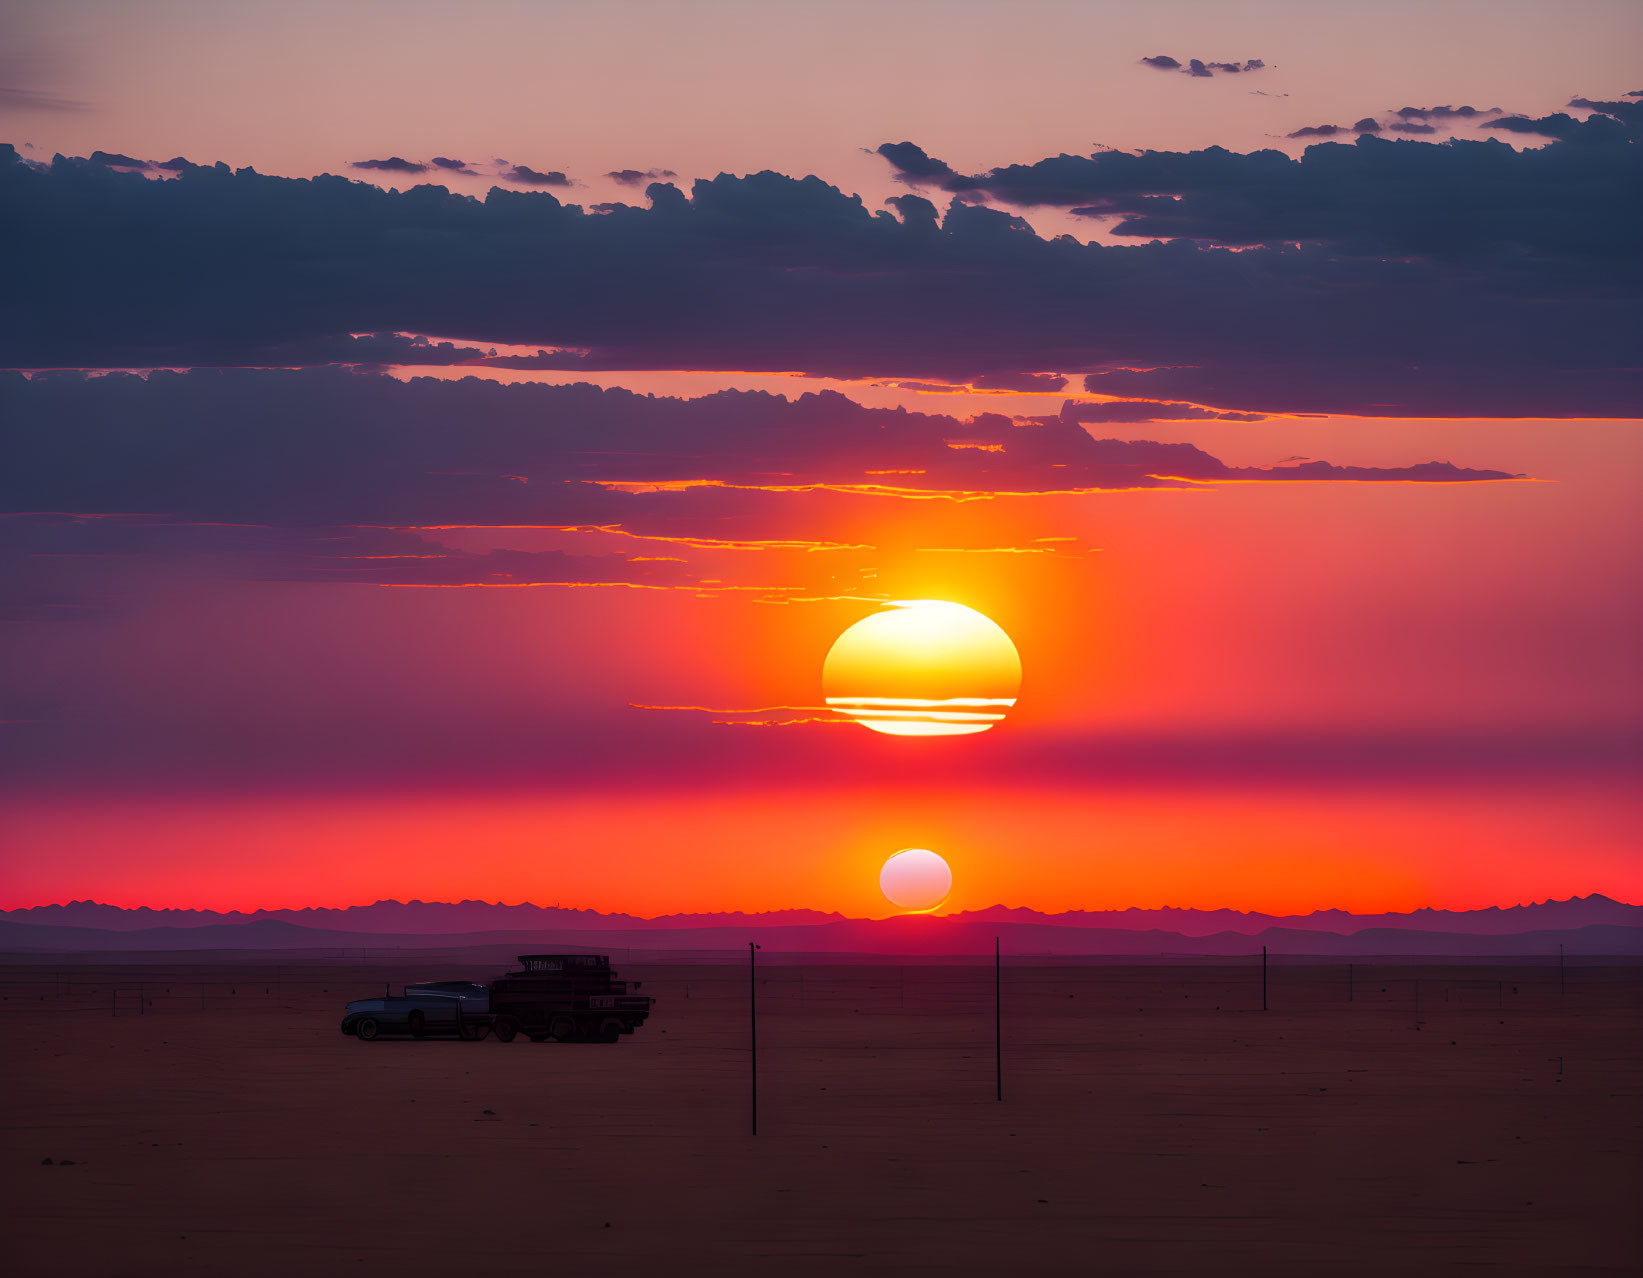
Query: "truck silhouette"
340 954 653 1044
489 954 653 1043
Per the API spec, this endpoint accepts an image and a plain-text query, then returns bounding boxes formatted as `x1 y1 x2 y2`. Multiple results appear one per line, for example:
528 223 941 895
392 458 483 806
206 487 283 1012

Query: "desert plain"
1 954 1638 1276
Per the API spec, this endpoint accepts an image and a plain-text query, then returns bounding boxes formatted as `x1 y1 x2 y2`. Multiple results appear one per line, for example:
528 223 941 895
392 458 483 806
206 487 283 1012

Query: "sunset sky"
1 0 1638 916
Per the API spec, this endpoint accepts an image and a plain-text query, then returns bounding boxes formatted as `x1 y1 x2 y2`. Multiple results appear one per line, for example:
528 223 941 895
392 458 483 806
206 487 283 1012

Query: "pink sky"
6 0 1640 229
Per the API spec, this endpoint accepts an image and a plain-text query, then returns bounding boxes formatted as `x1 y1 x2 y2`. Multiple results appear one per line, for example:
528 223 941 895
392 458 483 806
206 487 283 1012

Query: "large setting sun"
879 847 953 912
822 600 1023 736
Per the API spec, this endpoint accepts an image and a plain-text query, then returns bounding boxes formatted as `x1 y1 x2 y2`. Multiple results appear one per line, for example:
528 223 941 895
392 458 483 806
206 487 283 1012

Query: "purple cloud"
1143 56 1265 77
605 168 677 187
505 164 572 187
350 156 429 174
1395 105 1501 121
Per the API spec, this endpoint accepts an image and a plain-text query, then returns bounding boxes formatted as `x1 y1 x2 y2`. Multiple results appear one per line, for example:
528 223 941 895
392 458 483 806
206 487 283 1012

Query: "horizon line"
6 892 1636 921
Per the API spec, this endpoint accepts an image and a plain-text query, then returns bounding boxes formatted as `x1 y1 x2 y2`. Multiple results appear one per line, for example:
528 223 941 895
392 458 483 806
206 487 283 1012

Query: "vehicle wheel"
492 1016 520 1043
598 1018 625 1042
407 1010 426 1039
355 1018 380 1041
548 1015 577 1042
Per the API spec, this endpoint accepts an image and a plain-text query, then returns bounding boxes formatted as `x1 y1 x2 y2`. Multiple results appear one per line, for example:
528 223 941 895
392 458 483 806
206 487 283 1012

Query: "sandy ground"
1 958 1638 1276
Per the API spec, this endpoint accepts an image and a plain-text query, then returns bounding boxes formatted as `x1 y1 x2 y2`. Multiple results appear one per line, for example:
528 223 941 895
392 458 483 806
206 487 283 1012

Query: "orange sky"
3 411 1637 914
2 1 1639 916
3 777 1635 918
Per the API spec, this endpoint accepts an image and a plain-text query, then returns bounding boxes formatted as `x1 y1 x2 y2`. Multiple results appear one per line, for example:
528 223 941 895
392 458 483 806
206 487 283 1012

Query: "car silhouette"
340 981 492 1041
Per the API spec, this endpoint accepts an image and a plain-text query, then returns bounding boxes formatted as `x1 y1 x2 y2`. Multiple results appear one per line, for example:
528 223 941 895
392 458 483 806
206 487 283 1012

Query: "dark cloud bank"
876 104 1636 261
3 125 1638 418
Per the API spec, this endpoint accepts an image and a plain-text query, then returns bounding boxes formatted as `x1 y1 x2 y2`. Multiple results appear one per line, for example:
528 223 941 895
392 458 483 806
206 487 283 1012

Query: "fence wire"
1 956 1637 1022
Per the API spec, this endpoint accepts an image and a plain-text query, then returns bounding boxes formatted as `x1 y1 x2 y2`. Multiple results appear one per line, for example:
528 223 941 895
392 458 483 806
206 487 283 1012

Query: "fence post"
749 941 759 1137
995 937 1002 1102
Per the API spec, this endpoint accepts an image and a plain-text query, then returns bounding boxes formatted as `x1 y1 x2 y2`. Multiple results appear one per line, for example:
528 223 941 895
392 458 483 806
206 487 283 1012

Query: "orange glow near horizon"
2 421 1636 917
1 781 1636 918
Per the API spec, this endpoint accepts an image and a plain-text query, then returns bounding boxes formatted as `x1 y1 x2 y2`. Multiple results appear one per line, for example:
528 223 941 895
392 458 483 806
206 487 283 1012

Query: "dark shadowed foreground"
2 957 1638 1275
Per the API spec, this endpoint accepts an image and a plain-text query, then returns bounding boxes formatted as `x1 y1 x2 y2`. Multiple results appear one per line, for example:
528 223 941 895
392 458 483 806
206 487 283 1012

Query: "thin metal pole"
1261 946 1268 1011
749 942 758 1137
994 936 1002 1102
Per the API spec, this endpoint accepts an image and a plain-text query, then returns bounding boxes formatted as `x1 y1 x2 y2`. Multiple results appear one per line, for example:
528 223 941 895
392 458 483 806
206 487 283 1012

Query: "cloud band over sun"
0 368 1524 639
0 369 1521 521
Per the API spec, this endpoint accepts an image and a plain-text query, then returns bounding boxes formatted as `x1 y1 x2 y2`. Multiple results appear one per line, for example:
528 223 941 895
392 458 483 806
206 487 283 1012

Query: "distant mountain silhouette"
949 896 1643 935
0 900 851 933
3 894 1636 937
0 898 1638 957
